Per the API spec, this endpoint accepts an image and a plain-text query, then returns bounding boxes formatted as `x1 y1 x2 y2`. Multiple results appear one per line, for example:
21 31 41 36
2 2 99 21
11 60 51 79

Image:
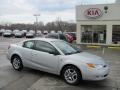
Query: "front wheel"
11 56 23 71
62 66 82 85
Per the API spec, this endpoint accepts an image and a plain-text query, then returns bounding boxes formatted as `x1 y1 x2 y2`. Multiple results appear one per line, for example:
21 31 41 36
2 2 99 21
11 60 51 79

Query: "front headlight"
87 63 103 69
86 63 95 68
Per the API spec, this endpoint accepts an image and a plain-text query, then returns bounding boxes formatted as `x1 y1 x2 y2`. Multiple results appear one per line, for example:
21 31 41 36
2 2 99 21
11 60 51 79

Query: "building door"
112 25 120 44
81 25 106 44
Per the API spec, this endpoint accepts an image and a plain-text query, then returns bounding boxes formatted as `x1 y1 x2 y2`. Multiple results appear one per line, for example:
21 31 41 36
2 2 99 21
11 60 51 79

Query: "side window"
51 34 58 39
23 41 34 49
35 41 53 52
35 41 59 55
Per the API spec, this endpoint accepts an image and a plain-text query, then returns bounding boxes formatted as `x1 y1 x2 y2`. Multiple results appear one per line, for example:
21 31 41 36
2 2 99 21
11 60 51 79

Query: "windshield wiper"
65 51 81 55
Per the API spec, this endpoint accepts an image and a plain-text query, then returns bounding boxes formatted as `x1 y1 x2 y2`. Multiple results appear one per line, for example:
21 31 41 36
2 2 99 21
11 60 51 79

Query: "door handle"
32 53 37 55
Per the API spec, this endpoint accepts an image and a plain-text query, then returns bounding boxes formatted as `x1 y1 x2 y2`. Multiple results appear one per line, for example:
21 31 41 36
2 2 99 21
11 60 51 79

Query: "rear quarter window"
23 41 34 49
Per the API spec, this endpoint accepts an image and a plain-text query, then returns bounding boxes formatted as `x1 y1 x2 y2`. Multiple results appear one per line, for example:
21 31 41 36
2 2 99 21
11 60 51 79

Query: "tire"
62 65 82 85
11 56 23 71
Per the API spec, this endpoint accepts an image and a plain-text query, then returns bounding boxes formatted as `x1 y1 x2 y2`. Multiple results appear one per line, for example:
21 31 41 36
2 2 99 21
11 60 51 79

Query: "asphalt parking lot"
0 37 120 90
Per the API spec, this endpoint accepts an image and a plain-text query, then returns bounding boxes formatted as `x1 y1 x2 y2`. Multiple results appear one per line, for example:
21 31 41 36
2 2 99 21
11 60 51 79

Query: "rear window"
67 32 76 37
59 34 67 41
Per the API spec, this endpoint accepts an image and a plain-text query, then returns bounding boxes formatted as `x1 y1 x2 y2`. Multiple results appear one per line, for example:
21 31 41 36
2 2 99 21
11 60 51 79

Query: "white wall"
76 4 120 45
76 4 120 21
116 0 120 3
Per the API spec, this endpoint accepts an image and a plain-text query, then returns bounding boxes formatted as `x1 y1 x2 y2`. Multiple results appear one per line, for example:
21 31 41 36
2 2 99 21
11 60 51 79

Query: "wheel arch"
60 64 82 79
11 54 21 63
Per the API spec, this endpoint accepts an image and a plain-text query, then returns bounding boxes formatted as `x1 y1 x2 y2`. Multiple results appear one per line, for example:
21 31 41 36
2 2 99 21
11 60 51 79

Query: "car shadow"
20 67 112 88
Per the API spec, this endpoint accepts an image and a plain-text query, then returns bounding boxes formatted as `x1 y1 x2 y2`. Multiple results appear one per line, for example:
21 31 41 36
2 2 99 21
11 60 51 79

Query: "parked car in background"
57 31 62 34
3 30 12 37
0 30 2 36
13 30 20 36
7 38 109 85
45 33 67 42
21 30 27 36
26 32 34 38
0 29 5 36
50 30 55 34
36 30 42 36
65 32 76 43
66 32 76 40
29 30 35 35
14 31 23 38
43 30 48 35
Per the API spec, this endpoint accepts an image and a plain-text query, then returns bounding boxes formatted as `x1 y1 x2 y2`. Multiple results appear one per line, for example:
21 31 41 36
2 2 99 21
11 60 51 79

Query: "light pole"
34 14 40 35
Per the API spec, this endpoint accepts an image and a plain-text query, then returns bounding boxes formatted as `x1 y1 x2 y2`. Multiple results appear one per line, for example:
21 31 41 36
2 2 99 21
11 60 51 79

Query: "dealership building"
76 2 120 45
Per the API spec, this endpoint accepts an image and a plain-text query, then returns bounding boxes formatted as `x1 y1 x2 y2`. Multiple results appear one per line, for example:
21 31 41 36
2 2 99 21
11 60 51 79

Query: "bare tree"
0 21 76 32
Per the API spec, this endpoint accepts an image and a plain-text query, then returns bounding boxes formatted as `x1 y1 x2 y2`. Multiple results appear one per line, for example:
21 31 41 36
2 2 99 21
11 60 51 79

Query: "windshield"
52 41 81 55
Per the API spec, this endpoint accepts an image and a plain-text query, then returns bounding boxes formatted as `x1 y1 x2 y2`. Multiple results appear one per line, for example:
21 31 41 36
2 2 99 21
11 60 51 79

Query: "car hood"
64 52 105 65
26 33 33 35
15 33 22 35
4 33 11 34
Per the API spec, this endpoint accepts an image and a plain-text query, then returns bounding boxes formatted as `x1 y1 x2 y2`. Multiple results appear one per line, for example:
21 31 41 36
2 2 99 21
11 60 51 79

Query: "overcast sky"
0 0 116 24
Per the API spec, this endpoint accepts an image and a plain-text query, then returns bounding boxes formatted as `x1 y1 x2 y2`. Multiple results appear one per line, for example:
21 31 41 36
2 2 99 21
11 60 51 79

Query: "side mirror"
48 49 60 55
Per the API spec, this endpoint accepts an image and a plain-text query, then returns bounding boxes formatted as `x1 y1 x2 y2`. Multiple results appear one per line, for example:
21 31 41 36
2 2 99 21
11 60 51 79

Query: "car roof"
23 38 60 43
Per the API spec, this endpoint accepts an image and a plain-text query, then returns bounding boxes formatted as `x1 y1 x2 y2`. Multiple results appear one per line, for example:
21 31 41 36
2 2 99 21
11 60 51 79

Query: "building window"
112 25 120 44
81 25 106 44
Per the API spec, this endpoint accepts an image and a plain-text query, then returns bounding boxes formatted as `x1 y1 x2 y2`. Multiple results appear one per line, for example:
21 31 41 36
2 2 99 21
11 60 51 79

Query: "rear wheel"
11 56 23 71
62 65 82 85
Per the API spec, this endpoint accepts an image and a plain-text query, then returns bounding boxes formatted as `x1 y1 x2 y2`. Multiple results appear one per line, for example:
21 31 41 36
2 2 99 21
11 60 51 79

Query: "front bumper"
26 35 34 38
3 34 12 37
82 65 109 81
15 35 22 38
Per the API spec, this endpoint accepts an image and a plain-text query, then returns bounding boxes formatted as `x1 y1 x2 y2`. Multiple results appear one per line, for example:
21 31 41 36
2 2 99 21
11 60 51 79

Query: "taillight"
8 44 11 49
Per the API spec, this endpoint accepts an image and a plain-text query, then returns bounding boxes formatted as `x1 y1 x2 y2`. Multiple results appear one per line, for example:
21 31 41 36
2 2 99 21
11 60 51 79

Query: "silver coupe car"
7 38 109 85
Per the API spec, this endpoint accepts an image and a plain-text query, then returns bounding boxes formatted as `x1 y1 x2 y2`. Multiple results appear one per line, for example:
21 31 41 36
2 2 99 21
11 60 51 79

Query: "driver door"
31 40 60 74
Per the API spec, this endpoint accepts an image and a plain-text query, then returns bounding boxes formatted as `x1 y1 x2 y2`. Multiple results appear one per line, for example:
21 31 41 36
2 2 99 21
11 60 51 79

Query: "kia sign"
85 8 103 19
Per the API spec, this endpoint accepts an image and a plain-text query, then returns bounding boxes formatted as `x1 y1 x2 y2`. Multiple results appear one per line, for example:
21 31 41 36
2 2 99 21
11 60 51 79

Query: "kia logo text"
85 8 103 19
